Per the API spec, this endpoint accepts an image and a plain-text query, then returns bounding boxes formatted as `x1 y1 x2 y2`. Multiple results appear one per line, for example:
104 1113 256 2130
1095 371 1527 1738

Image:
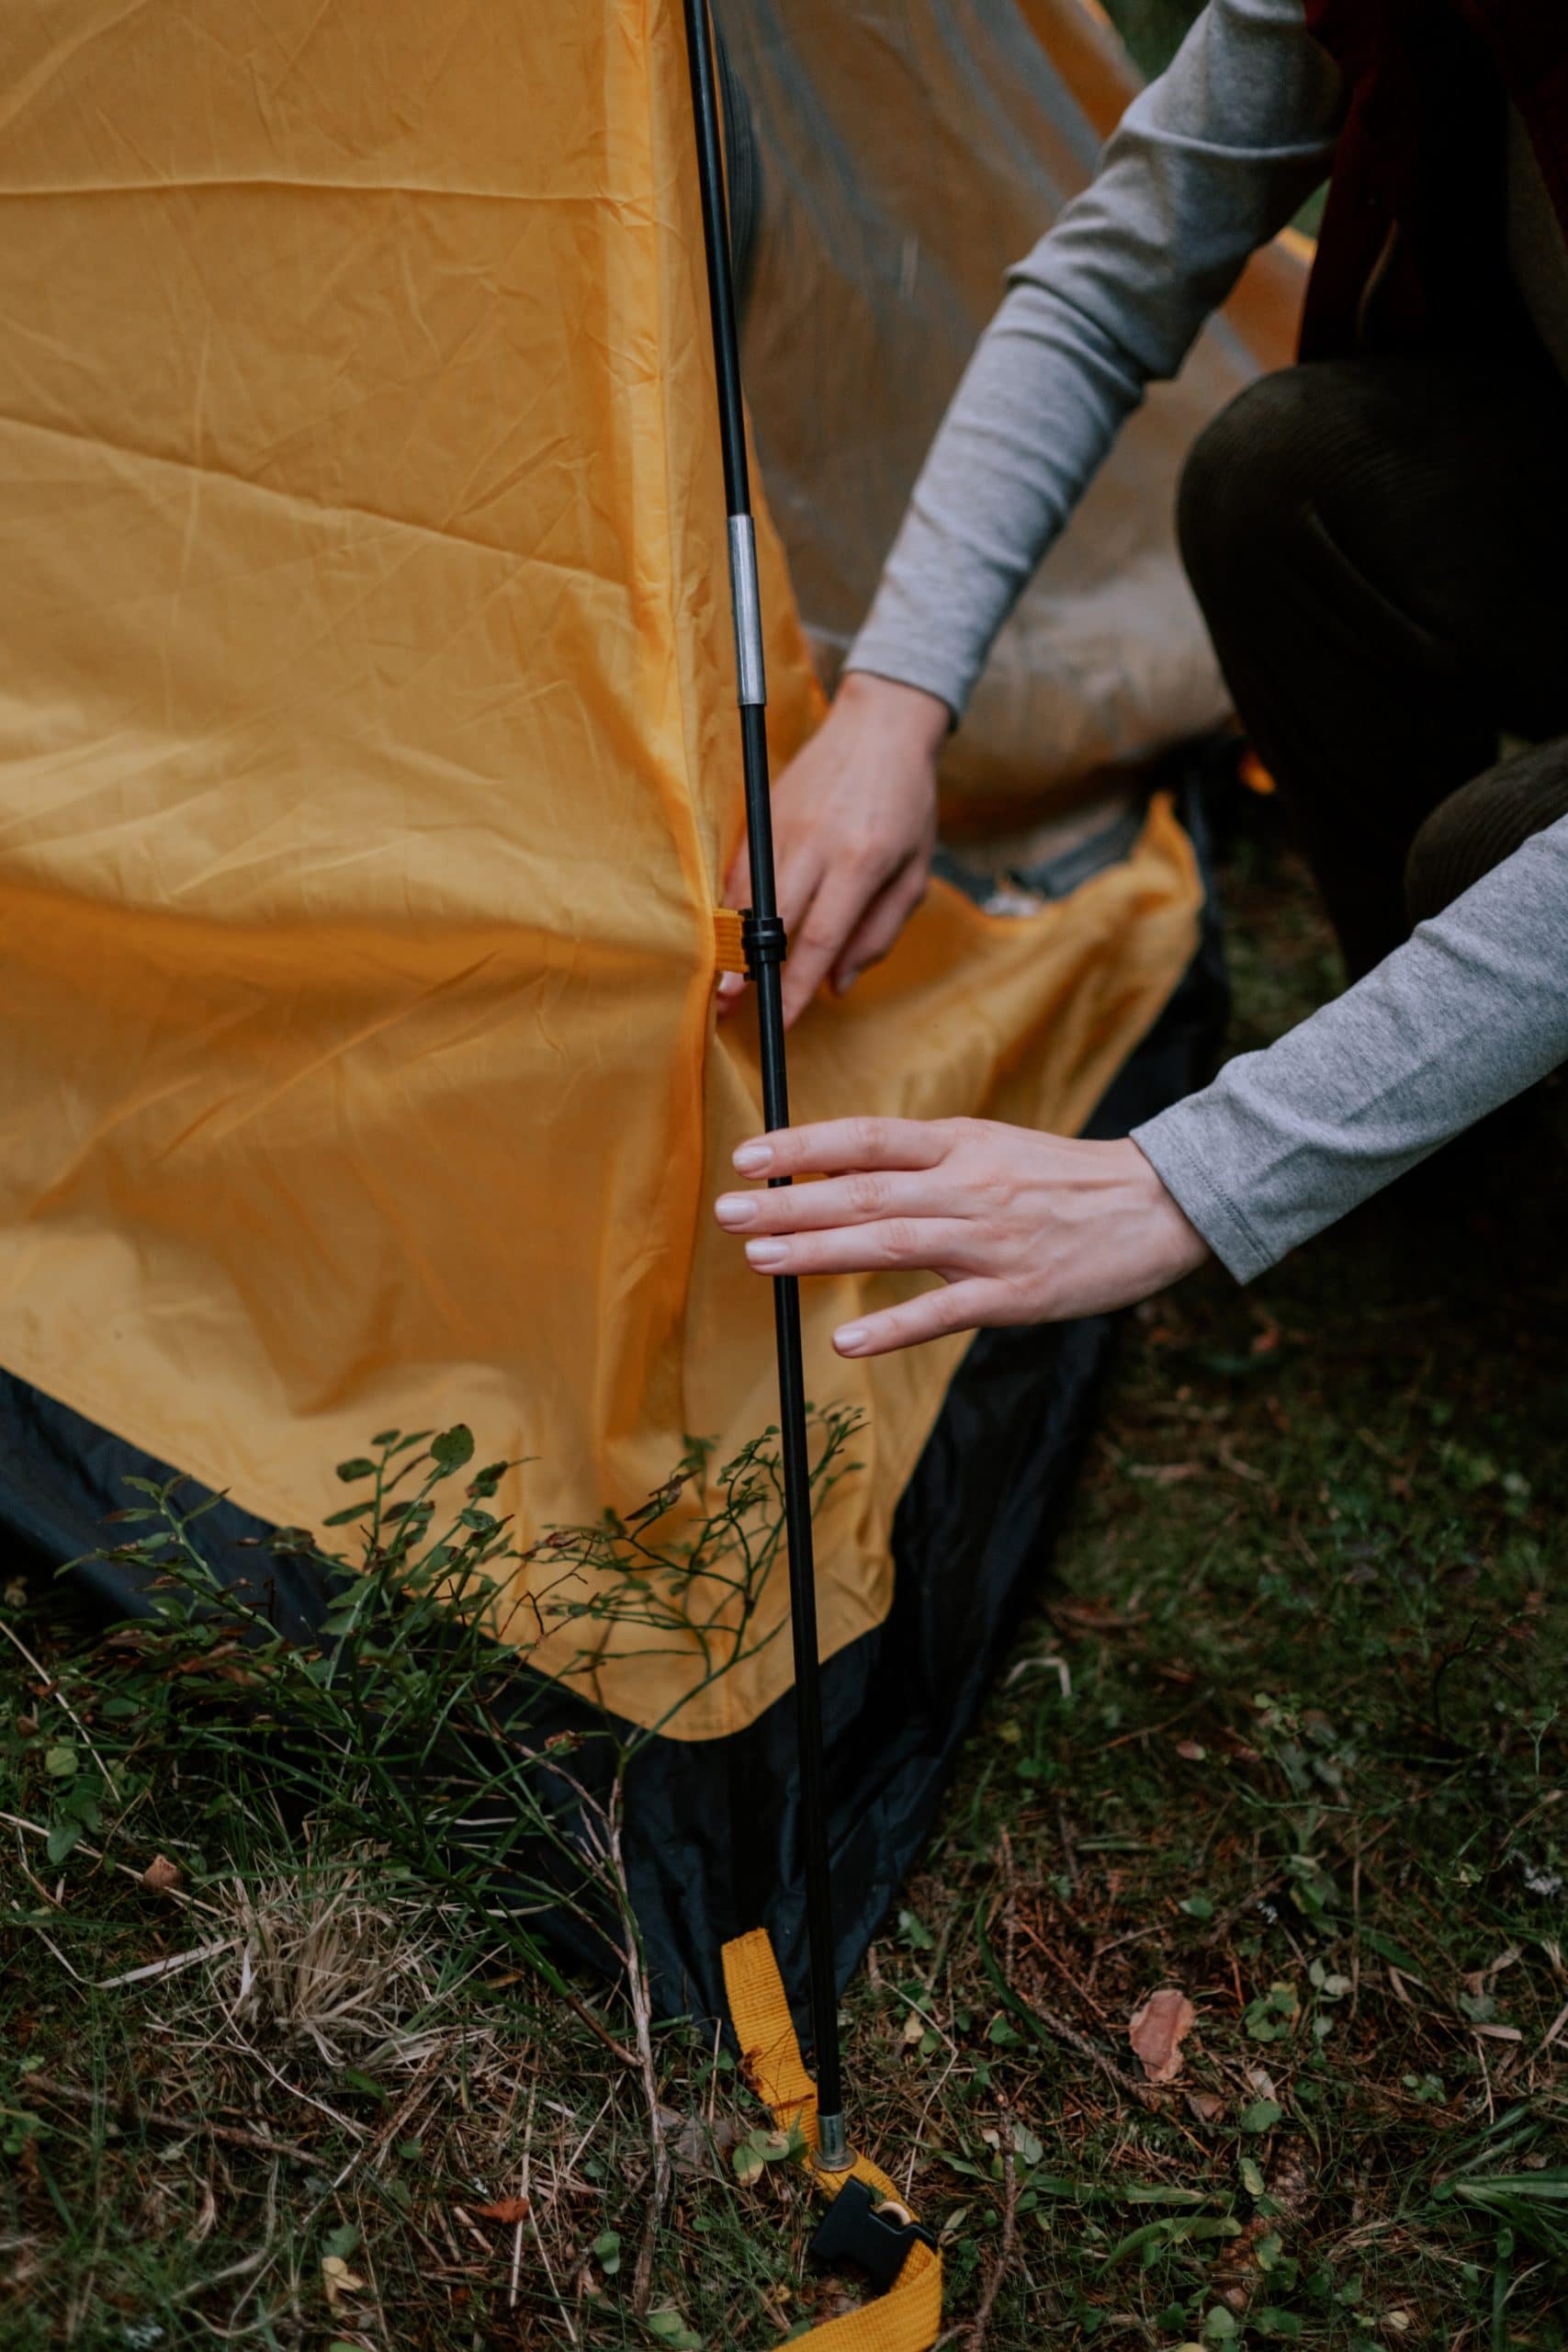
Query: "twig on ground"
1055 1801 1080 1894
28 2075 316 2165
1 1808 223 1917
510 2079 536 2312
1023 1997 1162 2110
0 1618 121 1799
526 2151 579 2346
968 2119 1020 2352
330 2045 449 2193
935 2108 1020 2352
603 1787 673 2319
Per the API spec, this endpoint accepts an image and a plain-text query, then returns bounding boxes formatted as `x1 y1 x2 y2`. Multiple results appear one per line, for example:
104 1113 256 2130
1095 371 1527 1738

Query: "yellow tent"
0 0 1209 1726
0 0 1313 2012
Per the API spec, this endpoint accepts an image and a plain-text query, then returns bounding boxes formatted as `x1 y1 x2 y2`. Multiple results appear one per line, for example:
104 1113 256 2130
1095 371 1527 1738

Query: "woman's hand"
718 672 948 1029
714 1118 1211 1353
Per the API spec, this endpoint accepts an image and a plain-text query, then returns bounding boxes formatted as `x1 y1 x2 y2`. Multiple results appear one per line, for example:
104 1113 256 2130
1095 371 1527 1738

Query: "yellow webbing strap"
722 1930 943 2352
713 906 748 973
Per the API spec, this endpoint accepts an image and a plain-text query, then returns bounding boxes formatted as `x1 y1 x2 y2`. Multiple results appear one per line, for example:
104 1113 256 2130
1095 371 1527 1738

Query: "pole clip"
741 910 788 977
807 2177 939 2294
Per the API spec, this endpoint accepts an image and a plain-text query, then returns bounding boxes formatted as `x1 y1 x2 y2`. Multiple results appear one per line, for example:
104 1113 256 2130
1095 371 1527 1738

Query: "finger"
716 1167 949 1236
780 866 883 1028
739 1216 973 1281
832 1281 1004 1358
721 827 824 1000
731 1115 953 1181
830 863 926 995
722 811 756 910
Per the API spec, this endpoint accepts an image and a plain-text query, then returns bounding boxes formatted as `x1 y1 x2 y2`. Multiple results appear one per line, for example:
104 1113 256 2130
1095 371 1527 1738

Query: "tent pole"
679 0 852 2174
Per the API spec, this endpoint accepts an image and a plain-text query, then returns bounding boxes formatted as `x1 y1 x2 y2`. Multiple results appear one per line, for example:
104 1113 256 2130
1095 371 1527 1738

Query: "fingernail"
833 968 859 996
745 1238 787 1270
834 1323 869 1354
733 1141 772 1173
716 973 743 999
715 1193 757 1228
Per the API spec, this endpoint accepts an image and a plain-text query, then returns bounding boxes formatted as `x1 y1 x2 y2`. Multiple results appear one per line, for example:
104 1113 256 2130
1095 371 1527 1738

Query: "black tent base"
0 784 1224 2030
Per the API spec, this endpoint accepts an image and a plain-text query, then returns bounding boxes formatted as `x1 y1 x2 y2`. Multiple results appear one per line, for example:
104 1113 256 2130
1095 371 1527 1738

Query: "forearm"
846 0 1342 718
1134 815 1568 1281
845 283 1145 718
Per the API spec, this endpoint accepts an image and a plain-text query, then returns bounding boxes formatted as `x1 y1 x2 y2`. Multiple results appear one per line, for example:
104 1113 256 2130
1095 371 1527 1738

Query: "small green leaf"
1240 2154 1267 2198
1241 2098 1283 2134
1359 1927 1426 1979
335 1457 378 1483
46 1818 85 1864
431 1425 476 1473
322 2222 361 2261
1180 1894 1215 1920
646 2310 701 2349
43 1743 79 1779
592 2229 622 2275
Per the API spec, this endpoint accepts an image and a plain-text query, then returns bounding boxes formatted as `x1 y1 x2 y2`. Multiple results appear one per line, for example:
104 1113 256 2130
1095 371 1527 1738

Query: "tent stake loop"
681 0 852 2171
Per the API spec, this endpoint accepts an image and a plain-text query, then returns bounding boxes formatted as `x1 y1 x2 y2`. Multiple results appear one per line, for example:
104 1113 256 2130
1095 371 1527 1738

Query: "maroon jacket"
1301 0 1568 359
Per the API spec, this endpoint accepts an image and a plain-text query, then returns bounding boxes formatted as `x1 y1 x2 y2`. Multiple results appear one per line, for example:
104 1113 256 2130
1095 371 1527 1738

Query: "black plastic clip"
741 910 788 978
807 2177 938 2293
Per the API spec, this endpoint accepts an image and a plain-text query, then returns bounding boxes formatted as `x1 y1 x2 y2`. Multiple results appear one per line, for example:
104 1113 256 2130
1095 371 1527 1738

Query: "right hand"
718 671 949 1028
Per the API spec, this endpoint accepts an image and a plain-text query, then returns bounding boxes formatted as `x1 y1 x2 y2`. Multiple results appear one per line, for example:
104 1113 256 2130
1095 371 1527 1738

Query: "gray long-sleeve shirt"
843 0 1568 1281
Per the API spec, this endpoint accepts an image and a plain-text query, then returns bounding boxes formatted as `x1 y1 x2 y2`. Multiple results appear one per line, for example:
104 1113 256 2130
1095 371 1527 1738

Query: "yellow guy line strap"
722 1930 943 2352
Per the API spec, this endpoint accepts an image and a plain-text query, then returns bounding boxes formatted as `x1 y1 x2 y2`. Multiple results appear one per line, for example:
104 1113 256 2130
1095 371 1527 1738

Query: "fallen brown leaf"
321 2256 366 2308
1128 1985 1197 2084
473 2196 531 2225
141 1853 182 1894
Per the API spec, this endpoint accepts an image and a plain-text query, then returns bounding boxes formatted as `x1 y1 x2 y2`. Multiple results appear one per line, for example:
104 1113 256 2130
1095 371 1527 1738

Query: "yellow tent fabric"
0 0 1201 1738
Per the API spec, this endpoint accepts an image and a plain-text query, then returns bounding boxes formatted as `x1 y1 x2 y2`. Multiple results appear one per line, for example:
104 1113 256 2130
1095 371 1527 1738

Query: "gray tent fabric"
716 0 1306 809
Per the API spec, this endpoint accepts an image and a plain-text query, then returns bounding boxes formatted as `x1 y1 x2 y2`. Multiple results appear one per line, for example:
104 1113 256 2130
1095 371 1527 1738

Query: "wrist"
836 667 952 755
1124 1140 1212 1288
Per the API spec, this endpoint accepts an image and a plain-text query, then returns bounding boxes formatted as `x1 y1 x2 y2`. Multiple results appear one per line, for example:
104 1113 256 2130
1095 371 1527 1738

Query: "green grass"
4 820 1567 2349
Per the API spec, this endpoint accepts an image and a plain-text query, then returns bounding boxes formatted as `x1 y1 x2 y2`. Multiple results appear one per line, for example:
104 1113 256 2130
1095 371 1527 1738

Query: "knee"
1178 360 1390 627
1178 368 1321 616
1405 741 1568 926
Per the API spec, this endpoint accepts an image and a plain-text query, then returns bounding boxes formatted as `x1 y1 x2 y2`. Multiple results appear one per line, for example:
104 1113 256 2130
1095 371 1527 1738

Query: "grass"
4 810 1567 2351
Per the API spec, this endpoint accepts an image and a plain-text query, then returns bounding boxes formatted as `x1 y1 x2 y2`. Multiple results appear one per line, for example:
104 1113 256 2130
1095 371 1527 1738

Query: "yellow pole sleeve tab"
713 905 749 973
721 1930 944 2351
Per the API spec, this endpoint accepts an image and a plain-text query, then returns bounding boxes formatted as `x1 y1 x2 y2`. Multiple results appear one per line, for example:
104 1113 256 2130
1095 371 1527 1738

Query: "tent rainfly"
0 0 1299 2018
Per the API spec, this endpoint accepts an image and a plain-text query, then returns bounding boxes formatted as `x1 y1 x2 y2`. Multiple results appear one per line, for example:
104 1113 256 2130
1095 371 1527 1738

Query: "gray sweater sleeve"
1133 815 1568 1281
845 0 1342 718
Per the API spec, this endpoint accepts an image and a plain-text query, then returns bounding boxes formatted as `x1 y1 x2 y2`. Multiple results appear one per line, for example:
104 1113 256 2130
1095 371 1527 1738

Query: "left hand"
714 1117 1210 1356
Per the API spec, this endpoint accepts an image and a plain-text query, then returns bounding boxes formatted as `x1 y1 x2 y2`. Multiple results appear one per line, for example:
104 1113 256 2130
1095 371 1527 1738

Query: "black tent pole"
679 0 852 2173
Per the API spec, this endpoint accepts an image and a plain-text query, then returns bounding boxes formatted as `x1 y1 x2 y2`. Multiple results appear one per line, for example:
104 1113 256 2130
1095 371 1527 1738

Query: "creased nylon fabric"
0 0 1200 1738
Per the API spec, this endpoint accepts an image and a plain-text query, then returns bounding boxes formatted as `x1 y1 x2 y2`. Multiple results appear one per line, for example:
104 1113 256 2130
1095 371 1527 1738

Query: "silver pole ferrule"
728 513 767 707
816 2110 852 2172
